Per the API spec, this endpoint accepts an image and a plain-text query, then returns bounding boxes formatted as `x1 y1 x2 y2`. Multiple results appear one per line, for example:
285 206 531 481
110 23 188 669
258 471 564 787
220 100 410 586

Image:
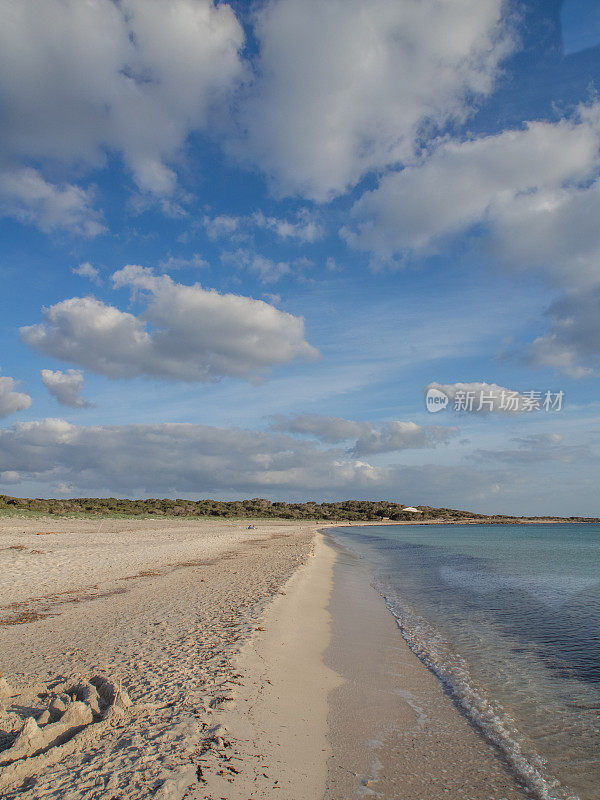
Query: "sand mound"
0 674 132 792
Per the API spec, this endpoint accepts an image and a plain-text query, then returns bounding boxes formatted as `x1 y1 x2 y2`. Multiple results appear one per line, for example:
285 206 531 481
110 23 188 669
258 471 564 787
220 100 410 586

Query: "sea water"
328 524 600 800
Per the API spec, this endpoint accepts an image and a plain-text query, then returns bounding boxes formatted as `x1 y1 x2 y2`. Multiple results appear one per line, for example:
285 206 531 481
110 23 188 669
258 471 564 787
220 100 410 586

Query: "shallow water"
328 523 600 800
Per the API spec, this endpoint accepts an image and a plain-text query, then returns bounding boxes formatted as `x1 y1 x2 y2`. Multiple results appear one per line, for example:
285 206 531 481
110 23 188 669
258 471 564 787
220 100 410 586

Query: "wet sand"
324 534 531 799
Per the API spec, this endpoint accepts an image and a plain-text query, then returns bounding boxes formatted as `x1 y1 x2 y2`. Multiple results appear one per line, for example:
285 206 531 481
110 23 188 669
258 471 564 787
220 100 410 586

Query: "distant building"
403 507 422 513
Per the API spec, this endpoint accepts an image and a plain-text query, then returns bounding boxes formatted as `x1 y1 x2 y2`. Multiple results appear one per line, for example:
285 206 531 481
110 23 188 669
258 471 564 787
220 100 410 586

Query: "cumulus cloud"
0 374 32 418
0 0 244 196
0 0 514 215
0 418 389 496
343 105 600 273
272 414 366 442
72 262 101 283
528 288 600 378
0 418 501 504
0 167 105 236
339 106 600 376
20 266 318 381
0 471 21 485
425 382 532 413
237 0 511 200
353 421 456 456
40 369 91 408
271 413 456 455
488 179 600 288
220 249 315 283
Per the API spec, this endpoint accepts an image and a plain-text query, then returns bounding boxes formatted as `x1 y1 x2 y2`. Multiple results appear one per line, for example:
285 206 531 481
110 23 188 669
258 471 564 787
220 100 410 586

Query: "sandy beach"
0 516 317 798
204 531 529 800
0 516 532 799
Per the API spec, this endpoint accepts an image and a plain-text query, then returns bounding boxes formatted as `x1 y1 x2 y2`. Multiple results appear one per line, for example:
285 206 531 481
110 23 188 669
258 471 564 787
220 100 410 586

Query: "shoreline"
0 516 579 799
212 529 533 800
323 532 531 800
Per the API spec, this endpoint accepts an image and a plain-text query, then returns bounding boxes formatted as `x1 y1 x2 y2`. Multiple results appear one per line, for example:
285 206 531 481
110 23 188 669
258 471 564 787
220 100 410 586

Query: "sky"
1 0 600 515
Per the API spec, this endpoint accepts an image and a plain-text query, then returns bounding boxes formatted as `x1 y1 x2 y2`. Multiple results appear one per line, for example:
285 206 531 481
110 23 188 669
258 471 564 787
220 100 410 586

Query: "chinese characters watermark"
425 387 564 413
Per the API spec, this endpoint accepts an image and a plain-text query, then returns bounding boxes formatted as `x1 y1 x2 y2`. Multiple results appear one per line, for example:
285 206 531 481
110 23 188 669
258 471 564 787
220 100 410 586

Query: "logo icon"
425 387 449 413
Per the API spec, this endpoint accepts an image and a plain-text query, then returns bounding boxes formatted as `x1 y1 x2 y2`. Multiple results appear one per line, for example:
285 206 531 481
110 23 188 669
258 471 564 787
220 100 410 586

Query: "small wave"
381 590 581 800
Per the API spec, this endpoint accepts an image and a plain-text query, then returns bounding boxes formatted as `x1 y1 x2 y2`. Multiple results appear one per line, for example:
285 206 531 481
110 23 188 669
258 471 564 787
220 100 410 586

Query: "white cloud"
72 262 101 283
237 0 512 200
247 255 290 284
488 178 600 288
0 374 32 418
353 420 456 455
529 338 591 379
20 266 319 381
251 210 323 242
272 413 456 454
0 167 105 236
202 214 243 241
341 104 600 376
343 105 600 271
0 418 494 504
220 249 291 283
528 288 600 378
0 418 389 496
202 209 324 243
40 369 91 408
220 248 314 283
262 293 281 305
3 418 589 513
272 414 366 442
158 253 208 270
425 382 530 413
0 0 244 196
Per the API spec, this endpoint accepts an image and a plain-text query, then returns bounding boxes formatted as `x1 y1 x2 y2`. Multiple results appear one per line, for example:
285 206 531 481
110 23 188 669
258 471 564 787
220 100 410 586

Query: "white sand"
0 516 318 799
199 532 343 800
0 516 287 609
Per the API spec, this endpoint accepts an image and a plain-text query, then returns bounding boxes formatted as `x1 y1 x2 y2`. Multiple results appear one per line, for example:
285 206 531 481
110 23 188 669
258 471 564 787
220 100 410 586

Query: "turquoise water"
329 524 600 800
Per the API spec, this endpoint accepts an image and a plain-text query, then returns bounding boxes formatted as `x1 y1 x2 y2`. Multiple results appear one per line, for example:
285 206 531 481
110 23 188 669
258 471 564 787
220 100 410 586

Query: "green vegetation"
0 495 467 520
0 495 595 522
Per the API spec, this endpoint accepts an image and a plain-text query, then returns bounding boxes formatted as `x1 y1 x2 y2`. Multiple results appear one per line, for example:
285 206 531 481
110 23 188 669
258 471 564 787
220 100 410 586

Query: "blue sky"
1 0 599 514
